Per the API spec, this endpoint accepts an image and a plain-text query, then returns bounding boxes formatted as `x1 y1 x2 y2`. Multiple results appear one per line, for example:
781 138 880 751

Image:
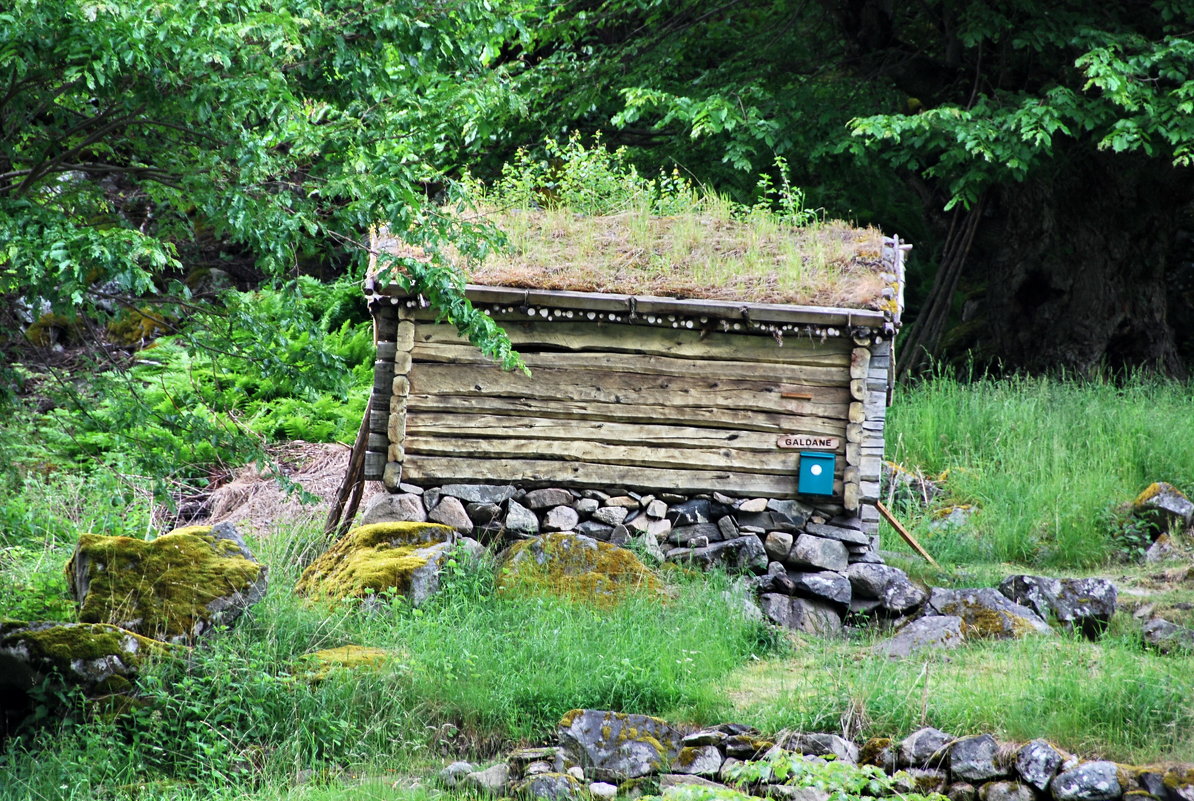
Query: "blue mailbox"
798 451 836 495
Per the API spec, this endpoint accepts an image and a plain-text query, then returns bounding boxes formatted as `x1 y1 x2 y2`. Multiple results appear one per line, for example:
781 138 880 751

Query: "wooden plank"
405 414 846 453
413 321 854 366
376 341 397 362
363 451 385 481
408 363 850 418
375 307 398 341
368 408 389 435
413 342 851 385
877 501 939 567
405 435 812 475
401 455 826 497
367 433 387 451
406 394 847 435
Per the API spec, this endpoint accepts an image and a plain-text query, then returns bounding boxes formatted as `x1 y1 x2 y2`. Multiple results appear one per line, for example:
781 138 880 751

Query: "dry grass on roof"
454 206 888 309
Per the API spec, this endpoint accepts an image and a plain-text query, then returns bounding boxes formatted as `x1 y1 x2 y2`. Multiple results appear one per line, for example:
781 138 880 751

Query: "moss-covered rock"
67 522 267 644
295 522 456 608
558 709 683 783
497 533 662 606
924 587 1052 640
294 645 399 681
0 621 175 691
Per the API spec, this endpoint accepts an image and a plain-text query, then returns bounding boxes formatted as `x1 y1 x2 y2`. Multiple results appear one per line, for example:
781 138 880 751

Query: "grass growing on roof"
450 133 887 308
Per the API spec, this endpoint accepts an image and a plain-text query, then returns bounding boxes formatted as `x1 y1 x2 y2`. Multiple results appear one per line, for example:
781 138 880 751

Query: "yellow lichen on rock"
295 645 399 681
295 522 456 607
497 533 662 606
67 524 266 644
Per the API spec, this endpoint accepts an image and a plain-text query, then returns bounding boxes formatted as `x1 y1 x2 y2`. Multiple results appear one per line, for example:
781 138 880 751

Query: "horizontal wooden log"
375 308 398 342
367 433 388 451
408 363 850 418
396 320 416 353
843 482 859 512
405 435 813 475
390 394 408 416
406 394 848 435
394 351 413 375
412 342 851 386
402 455 837 498
376 341 397 362
850 378 867 401
413 321 854 366
387 412 406 443
372 363 395 394
406 413 846 454
388 442 405 463
368 409 389 435
849 402 865 424
363 452 386 481
846 442 860 466
392 375 410 397
846 423 863 443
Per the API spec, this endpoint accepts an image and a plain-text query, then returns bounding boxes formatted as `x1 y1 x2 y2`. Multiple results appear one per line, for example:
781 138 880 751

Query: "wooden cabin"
360 227 907 541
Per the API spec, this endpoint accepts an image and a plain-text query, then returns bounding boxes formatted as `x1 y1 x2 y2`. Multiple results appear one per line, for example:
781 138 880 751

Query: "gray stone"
544 506 580 532
659 774 730 792
780 732 859 763
466 502 503 525
949 783 979 801
513 773 587 800
894 769 948 795
440 484 517 505
509 747 565 778
899 727 953 767
980 782 1035 801
789 533 849 572
463 763 511 794
850 597 882 613
505 500 540 536
738 511 800 533
755 571 797 595
763 786 831 801
685 535 768 573
576 520 614 540
558 709 682 782
1145 534 1177 563
788 571 852 608
759 594 843 636
1015 740 1063 792
646 499 667 518
593 506 629 526
682 730 728 748
847 563 927 614
608 524 631 546
671 523 722 545
951 734 1004 782
398 483 424 495
524 488 575 510
428 496 474 533
589 782 618 800
647 518 672 539
1132 482 1194 530
575 498 600 515
927 588 1052 639
439 761 475 788
632 532 664 562
765 531 795 562
583 489 611 502
668 499 732 526
874 615 964 658
768 499 814 526
717 516 739 540
1142 617 1194 653
998 576 1118 639
672 745 723 776
359 492 427 525
805 522 871 546
1050 762 1121 801
718 757 744 783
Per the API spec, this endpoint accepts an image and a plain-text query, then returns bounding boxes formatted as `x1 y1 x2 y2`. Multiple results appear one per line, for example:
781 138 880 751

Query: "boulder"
544 506 581 532
358 492 427 525
979 781 1035 801
506 500 540 536
788 534 849 572
68 522 267 644
428 496 474 533
765 531 795 562
804 522 871 546
523 488 575 510
1132 482 1194 532
671 745 723 776
463 763 511 794
847 563 927 615
467 502 504 526
589 782 618 800
1050 762 1122 801
682 536 768 573
0 621 174 700
1014 739 1064 792
787 571 852 609
1142 618 1194 653
497 533 661 605
950 734 1004 782
439 484 517 505
780 732 859 763
899 727 953 768
671 523 723 546
439 761 475 788
759 594 843 636
997 575 1117 639
873 616 964 659
512 773 587 800
557 709 682 782
295 522 455 608
926 588 1052 640
593 507 629 526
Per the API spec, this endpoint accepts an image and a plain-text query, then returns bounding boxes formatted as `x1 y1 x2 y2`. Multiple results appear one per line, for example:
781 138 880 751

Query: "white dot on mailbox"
810 464 823 476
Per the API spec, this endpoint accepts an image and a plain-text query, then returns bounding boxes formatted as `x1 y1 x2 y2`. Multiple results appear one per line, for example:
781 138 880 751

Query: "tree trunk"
948 152 1191 376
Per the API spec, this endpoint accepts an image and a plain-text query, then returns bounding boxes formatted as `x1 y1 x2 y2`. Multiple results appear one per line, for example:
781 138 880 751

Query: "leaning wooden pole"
876 500 940 568
324 398 370 540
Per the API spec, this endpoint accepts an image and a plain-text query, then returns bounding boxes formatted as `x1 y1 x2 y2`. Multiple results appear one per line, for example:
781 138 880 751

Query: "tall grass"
886 373 1194 566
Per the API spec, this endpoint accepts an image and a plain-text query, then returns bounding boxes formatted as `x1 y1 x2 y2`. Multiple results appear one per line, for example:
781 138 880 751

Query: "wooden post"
876 501 939 567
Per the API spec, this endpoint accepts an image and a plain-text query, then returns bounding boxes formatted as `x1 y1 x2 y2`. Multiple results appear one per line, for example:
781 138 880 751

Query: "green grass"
885 373 1194 567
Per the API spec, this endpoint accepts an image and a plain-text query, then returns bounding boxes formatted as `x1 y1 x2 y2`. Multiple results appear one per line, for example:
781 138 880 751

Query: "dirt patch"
184 441 382 536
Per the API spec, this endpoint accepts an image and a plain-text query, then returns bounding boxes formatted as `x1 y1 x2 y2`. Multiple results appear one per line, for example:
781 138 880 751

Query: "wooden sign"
777 434 839 450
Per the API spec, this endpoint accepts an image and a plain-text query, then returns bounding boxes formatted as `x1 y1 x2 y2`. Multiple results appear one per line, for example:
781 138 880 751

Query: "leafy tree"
0 0 525 370
499 0 1194 374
